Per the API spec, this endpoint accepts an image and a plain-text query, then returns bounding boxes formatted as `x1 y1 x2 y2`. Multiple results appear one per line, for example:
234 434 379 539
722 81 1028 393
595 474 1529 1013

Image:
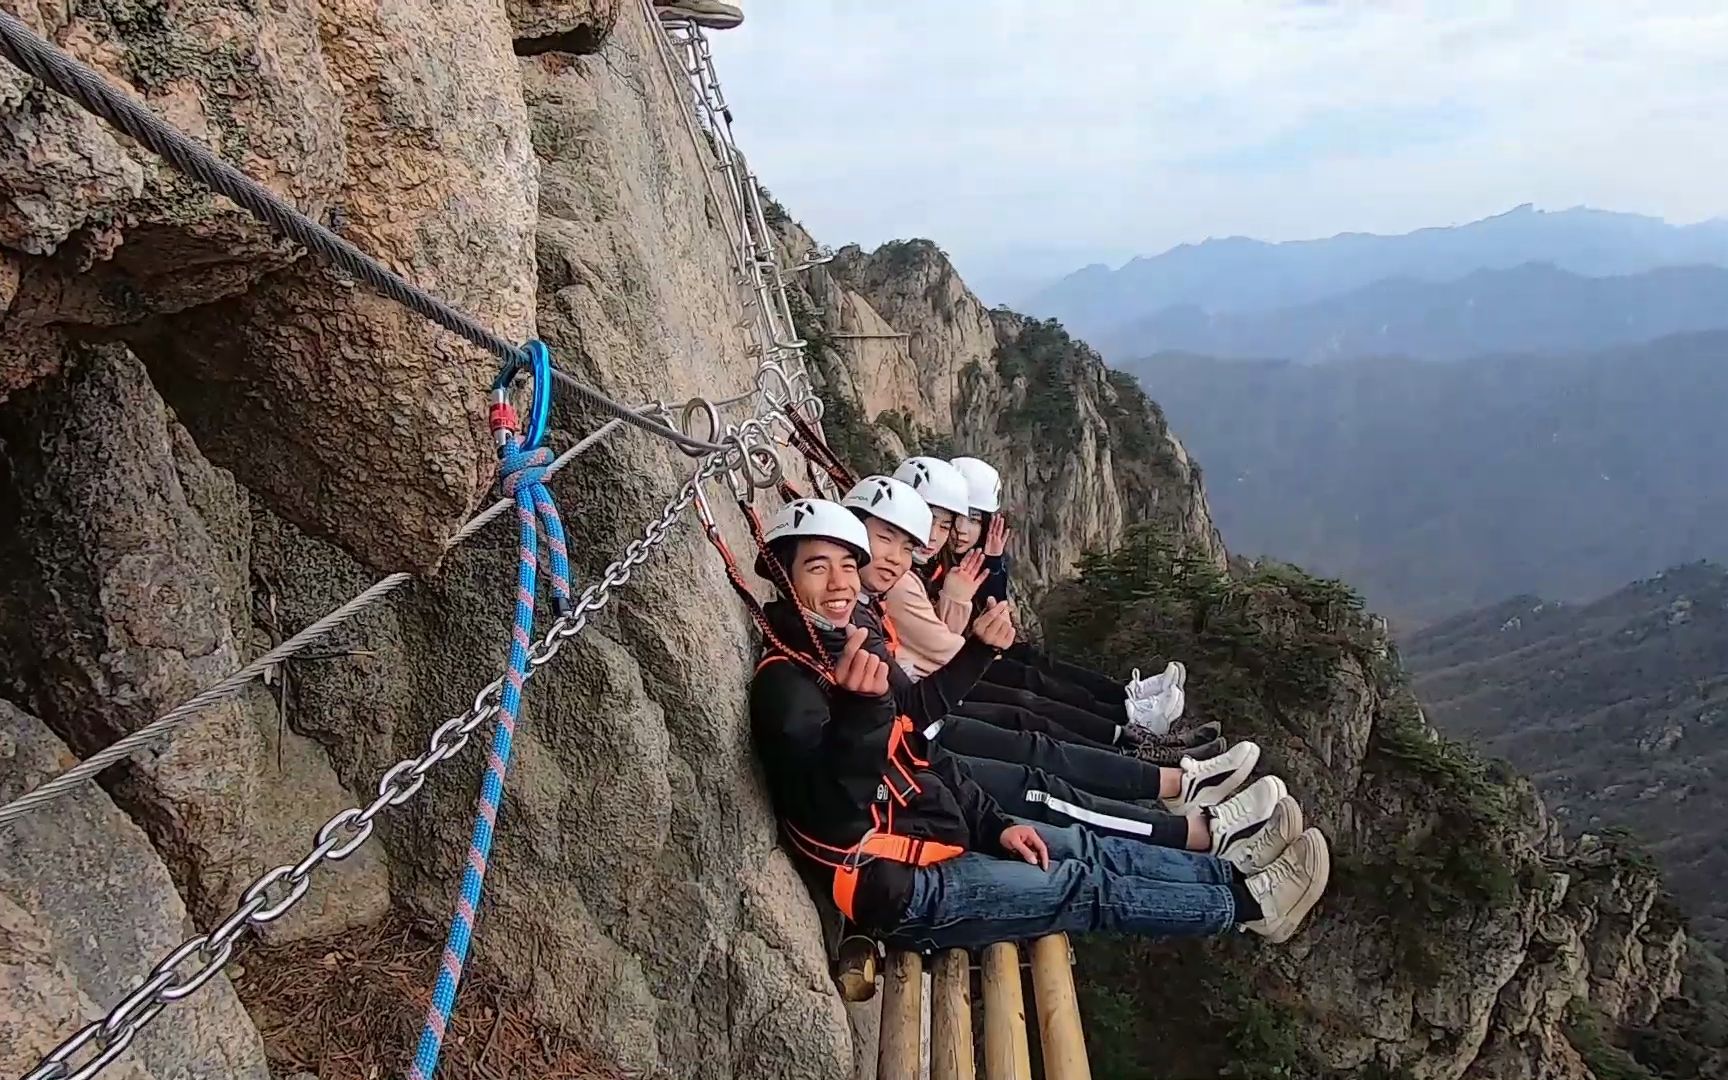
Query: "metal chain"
21 452 728 1080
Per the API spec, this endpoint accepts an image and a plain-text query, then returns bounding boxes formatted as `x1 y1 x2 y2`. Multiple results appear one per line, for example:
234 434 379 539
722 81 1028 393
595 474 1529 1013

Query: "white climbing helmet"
892 456 971 517
950 456 1002 514
761 498 872 569
840 476 933 546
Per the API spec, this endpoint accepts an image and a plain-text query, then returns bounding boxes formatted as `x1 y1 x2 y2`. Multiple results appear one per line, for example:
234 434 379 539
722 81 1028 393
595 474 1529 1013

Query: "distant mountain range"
1127 331 1728 626
1025 204 1728 349
1404 561 1728 950
1094 262 1728 363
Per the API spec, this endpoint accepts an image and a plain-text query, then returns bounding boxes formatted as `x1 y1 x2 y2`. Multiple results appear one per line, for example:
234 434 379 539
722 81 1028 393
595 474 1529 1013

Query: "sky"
708 1 1728 303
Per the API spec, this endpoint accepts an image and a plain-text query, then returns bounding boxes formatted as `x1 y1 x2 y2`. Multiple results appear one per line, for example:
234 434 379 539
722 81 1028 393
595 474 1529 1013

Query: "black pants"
982 658 1123 720
934 716 1166 802
1005 643 1129 701
956 754 1188 848
953 700 1117 752
964 680 1123 745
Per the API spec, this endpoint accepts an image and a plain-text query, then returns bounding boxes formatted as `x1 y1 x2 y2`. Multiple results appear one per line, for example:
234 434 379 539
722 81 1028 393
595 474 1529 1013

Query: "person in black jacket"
748 498 1037 927
747 497 1332 949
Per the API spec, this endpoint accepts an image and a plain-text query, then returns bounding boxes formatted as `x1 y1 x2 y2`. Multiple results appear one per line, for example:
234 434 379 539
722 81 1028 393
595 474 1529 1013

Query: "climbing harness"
692 484 831 686
781 406 856 493
407 354 572 1080
757 652 967 921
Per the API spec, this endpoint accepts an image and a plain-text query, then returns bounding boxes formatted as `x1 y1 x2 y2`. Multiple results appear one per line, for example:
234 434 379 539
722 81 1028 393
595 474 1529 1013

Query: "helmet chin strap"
802 606 843 632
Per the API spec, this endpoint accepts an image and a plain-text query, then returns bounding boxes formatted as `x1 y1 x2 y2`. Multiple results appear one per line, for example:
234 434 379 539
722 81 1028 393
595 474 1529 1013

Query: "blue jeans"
878 821 1238 952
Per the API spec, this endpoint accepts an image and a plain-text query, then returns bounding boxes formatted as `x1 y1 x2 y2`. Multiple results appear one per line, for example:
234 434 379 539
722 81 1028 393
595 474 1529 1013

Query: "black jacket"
749 599 1013 928
851 592 999 726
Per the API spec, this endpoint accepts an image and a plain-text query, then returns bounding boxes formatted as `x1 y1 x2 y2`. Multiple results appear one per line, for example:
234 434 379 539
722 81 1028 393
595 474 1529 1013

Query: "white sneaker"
1126 661 1185 700
1211 780 1303 873
1164 740 1259 813
654 0 744 29
1243 828 1331 944
1153 683 1185 726
1125 692 1174 737
1126 684 1184 735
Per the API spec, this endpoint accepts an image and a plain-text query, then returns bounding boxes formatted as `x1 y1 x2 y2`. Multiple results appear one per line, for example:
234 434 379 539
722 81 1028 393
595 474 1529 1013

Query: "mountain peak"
1023 204 1728 343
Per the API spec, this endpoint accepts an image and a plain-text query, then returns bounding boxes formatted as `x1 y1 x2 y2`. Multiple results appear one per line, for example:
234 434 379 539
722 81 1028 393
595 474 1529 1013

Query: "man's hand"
970 597 1017 650
984 514 1011 558
1000 824 1050 870
941 550 988 604
833 626 891 698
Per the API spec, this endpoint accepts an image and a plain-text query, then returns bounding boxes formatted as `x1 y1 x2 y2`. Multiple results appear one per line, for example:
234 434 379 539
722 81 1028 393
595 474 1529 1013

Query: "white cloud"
706 1 1728 296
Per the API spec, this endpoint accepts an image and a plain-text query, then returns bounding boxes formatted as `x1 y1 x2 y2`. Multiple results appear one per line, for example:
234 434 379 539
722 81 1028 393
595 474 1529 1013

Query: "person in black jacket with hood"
747 497 1332 950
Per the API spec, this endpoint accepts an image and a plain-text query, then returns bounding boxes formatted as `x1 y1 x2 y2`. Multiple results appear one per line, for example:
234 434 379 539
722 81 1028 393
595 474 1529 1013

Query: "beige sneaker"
1210 778 1303 874
654 0 743 29
1243 828 1330 944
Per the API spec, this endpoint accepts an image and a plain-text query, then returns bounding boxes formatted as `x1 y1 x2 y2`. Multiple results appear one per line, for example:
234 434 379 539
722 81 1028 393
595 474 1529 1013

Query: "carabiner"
489 340 553 451
679 396 722 459
755 364 796 409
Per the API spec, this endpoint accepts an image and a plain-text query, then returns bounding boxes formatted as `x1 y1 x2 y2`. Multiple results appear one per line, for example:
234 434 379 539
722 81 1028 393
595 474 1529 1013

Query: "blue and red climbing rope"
409 344 572 1080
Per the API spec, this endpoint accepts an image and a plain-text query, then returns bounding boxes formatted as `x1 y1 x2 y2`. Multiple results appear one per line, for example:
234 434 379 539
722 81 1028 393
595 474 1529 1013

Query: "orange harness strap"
880 611 902 657
785 823 965 919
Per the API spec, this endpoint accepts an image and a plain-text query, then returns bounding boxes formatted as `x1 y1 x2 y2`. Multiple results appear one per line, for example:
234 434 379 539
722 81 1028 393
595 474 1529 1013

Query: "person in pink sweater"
883 456 1190 746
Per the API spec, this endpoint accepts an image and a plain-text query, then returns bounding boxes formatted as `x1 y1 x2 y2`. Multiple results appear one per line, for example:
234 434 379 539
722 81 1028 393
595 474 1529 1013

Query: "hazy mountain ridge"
1126 332 1728 626
1096 262 1728 363
1404 561 1728 953
1025 204 1728 347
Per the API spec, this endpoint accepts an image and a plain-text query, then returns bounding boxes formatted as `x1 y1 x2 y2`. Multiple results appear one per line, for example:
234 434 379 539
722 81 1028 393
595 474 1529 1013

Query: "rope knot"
499 443 553 497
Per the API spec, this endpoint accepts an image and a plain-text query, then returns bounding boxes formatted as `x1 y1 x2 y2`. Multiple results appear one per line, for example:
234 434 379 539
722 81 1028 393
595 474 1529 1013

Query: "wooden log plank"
879 950 925 1080
1030 934 1090 1080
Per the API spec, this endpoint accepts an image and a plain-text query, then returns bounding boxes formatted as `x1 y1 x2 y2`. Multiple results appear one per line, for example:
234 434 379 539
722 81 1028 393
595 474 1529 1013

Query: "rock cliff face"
781 232 1225 605
0 4 1689 1080
2 3 853 1077
1041 535 1688 1079
1 701 272 1080
0 0 536 571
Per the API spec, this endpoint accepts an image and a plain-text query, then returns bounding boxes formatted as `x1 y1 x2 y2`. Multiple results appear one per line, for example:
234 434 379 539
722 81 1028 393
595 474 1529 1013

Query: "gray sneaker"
1243 828 1331 944
1135 735 1226 767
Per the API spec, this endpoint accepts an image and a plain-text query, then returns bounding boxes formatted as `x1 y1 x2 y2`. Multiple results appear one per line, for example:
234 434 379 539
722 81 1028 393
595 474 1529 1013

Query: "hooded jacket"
749 599 1013 928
